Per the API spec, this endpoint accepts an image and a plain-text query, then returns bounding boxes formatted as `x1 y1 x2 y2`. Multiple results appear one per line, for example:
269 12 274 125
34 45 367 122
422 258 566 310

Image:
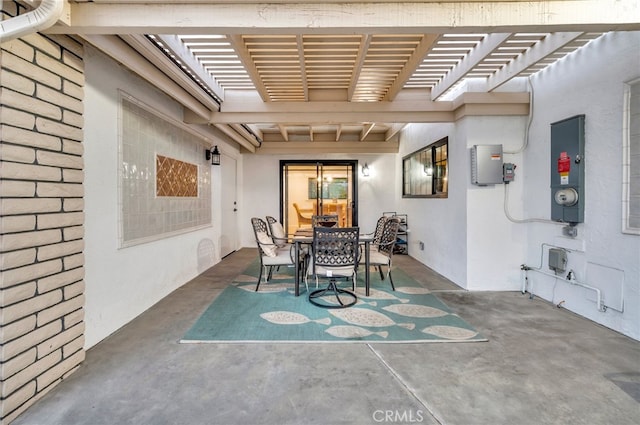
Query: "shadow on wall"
197 239 216 273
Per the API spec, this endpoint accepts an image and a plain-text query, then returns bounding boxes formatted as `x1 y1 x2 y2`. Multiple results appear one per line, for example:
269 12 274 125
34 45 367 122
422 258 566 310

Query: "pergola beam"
278 124 289 142
486 32 585 91
383 34 440 101
211 91 530 124
385 123 405 141
213 124 257 152
348 34 371 101
227 34 271 101
47 1 640 35
155 34 225 102
431 33 512 100
296 34 309 101
360 123 375 140
256 141 400 155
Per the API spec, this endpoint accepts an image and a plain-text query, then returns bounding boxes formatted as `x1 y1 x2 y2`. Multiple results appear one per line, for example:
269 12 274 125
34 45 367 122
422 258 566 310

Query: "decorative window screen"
156 155 198 197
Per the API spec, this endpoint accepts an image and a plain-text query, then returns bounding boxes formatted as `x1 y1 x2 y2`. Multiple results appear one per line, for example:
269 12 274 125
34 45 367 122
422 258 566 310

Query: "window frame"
622 78 640 235
402 136 448 198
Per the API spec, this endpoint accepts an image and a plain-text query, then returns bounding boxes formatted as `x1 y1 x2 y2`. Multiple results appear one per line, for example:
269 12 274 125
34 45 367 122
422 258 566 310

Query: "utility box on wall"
550 115 585 224
471 144 504 185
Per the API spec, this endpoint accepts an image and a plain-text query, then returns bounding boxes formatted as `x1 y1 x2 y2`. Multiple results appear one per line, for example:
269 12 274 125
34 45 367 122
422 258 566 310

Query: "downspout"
0 0 64 44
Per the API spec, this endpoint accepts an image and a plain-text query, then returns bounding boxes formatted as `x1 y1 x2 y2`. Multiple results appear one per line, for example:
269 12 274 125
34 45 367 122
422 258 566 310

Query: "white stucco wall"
464 116 529 291
395 32 639 340
397 117 528 290
397 123 470 287
522 31 640 340
83 46 231 348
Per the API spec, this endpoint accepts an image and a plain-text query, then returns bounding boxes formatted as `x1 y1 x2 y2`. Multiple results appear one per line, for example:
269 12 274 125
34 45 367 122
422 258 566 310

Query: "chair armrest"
272 236 290 244
376 239 396 248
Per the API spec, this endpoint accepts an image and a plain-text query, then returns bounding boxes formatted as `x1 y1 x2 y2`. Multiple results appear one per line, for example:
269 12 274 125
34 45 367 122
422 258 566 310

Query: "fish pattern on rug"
181 261 486 343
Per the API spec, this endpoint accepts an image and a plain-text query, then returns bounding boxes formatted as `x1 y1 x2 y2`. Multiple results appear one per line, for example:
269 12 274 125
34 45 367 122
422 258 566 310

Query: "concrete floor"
13 249 640 425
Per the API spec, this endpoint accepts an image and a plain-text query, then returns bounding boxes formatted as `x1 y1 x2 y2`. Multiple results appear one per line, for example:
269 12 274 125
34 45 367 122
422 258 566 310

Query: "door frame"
220 151 238 258
279 159 359 230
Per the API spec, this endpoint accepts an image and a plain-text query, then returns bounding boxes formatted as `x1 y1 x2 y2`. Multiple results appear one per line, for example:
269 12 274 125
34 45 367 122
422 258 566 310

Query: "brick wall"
1 2 86 423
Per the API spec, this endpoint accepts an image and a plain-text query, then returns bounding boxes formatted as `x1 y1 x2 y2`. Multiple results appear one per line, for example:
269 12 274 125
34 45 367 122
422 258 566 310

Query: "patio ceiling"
46 1 640 153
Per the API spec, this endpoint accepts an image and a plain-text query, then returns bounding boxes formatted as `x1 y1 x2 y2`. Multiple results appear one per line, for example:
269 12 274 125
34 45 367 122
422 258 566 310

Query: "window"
402 137 448 198
623 79 640 234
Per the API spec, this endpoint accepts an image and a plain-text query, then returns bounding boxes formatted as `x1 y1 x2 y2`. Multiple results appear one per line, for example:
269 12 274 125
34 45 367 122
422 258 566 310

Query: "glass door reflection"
281 161 357 234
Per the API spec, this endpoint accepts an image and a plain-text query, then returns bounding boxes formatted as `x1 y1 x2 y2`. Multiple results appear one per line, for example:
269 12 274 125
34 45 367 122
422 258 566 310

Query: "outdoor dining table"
292 228 374 297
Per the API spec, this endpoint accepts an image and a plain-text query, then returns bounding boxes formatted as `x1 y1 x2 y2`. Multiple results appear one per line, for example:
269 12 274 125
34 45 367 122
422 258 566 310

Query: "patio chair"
266 215 290 248
251 217 298 291
307 226 360 308
367 215 389 252
267 215 310 273
293 203 313 227
368 217 400 290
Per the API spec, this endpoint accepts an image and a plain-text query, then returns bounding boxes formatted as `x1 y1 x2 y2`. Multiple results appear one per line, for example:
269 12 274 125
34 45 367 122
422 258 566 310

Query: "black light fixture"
206 145 221 165
362 163 370 177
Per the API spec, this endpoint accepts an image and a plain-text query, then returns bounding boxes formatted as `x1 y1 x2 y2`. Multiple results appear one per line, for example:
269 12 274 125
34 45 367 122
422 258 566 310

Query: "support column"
1 2 86 423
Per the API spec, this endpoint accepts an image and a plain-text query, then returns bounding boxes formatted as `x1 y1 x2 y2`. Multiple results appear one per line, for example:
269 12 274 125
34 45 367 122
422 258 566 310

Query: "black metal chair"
265 215 290 248
308 226 359 308
267 215 311 276
367 215 388 251
251 217 298 291
368 217 400 290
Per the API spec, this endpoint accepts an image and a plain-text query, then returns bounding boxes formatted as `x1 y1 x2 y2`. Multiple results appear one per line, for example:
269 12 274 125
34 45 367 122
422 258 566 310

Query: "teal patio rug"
181 261 487 344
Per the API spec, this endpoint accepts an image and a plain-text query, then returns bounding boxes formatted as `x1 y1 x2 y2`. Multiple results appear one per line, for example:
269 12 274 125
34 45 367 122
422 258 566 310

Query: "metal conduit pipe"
0 0 64 43
521 266 606 312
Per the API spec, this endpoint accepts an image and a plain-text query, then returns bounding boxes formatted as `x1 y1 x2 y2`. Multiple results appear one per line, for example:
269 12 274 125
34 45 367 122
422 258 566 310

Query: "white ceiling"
49 1 640 153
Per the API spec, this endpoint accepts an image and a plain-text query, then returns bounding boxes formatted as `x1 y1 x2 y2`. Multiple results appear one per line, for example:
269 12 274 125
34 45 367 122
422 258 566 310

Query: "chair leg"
309 278 357 309
303 257 310 292
378 265 384 280
255 265 264 291
303 270 309 293
388 267 395 290
267 266 273 281
387 259 395 290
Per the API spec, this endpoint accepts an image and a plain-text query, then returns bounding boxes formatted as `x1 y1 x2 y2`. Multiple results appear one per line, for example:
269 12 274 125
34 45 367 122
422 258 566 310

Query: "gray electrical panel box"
550 115 585 224
548 248 567 274
471 145 504 185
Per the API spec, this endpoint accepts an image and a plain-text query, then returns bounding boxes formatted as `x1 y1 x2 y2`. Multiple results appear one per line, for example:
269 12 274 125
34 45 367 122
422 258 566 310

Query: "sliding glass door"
280 160 358 234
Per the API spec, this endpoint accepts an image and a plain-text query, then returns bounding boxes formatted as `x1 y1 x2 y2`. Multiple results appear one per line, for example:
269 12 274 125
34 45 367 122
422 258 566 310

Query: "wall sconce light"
362 163 370 177
424 165 433 176
206 145 221 165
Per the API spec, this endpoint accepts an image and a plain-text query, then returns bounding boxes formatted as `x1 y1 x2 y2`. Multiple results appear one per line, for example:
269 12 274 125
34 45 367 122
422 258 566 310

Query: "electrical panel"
550 115 585 224
471 145 504 185
548 248 567 274
503 163 515 183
